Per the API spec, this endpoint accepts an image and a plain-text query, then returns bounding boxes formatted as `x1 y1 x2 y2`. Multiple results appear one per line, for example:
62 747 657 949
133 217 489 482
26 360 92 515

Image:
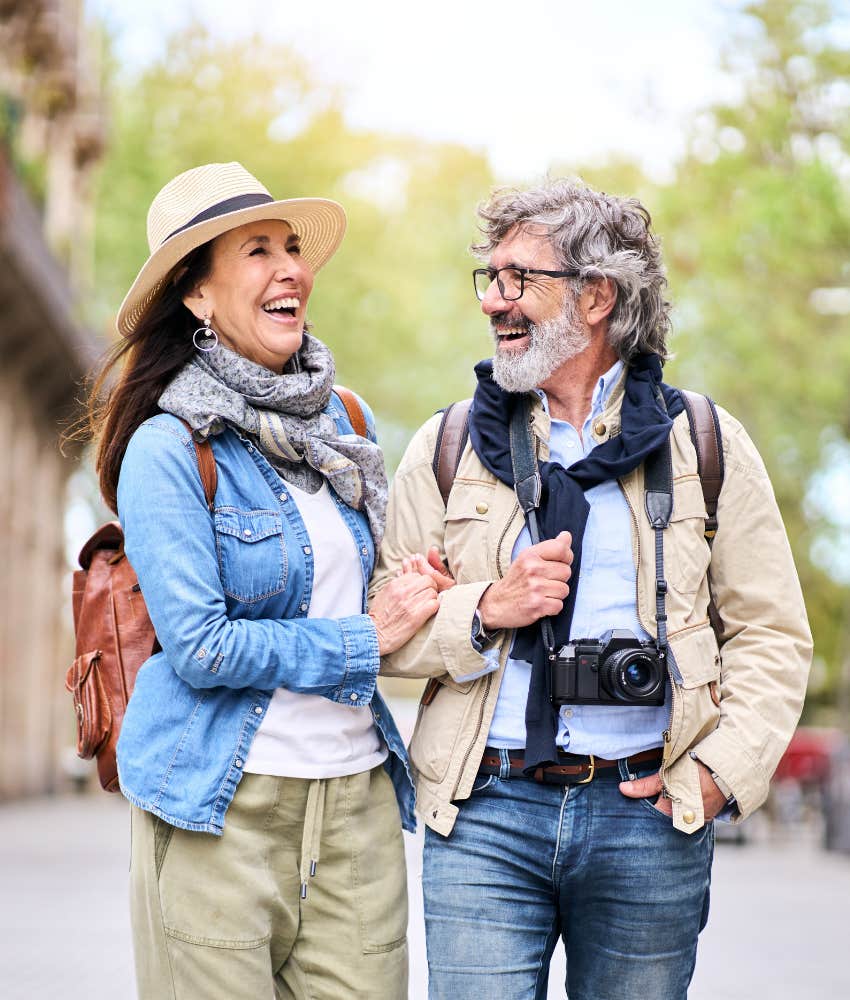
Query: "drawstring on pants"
300 778 327 899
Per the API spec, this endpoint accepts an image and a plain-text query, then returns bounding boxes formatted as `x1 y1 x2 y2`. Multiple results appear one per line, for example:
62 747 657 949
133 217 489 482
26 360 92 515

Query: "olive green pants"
129 767 408 999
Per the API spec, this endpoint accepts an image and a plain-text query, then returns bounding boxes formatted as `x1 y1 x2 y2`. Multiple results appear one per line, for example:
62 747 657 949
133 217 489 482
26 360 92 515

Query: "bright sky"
86 0 746 182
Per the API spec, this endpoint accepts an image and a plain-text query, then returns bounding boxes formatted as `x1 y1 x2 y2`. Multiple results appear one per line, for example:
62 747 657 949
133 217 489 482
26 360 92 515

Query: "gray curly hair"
471 179 672 362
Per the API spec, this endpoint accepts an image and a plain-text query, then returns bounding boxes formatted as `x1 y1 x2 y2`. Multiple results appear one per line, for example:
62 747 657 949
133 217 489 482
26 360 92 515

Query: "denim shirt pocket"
214 508 288 603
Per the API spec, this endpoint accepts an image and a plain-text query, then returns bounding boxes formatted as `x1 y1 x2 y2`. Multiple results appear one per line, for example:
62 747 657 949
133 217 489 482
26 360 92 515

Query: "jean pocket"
215 508 287 603
470 773 495 795
636 795 677 825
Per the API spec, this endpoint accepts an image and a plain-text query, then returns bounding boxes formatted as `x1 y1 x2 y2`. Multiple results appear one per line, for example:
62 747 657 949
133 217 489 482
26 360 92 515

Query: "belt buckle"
575 754 595 785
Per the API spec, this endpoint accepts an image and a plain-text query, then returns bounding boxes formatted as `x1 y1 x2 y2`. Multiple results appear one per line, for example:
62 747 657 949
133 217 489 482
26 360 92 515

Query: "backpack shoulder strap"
194 439 217 512
177 419 217 512
432 399 472 505
679 390 724 542
333 384 368 438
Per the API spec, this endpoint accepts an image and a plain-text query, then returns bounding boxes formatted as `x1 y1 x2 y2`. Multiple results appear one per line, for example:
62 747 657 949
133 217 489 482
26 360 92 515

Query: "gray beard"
490 308 590 394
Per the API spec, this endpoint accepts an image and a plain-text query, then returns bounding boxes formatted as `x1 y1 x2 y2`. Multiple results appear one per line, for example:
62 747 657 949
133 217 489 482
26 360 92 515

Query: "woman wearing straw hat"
83 162 436 999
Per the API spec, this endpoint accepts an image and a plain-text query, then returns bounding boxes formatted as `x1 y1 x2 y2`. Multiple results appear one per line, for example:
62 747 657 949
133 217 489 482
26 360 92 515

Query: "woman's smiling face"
184 219 315 372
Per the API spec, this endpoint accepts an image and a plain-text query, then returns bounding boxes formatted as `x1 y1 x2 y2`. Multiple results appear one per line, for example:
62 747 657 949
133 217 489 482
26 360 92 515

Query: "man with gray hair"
371 179 811 999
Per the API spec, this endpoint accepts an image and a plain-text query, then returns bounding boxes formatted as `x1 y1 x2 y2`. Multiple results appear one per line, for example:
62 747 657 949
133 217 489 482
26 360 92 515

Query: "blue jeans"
423 755 713 1000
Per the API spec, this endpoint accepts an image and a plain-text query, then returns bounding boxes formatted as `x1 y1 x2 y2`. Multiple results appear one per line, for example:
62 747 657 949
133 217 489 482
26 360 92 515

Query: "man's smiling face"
481 226 590 393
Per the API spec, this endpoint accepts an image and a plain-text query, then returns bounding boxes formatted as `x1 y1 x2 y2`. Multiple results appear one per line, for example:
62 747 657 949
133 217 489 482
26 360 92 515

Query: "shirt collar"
591 359 624 417
535 358 624 419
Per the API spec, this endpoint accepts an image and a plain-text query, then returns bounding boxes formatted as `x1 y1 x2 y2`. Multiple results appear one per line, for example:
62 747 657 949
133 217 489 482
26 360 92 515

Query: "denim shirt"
116 393 415 835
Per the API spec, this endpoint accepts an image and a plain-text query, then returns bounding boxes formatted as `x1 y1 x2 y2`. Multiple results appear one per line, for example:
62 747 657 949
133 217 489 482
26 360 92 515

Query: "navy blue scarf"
467 353 683 771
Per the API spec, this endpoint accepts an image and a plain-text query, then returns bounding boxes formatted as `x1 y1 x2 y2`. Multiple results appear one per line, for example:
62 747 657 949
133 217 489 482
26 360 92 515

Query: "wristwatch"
471 609 498 648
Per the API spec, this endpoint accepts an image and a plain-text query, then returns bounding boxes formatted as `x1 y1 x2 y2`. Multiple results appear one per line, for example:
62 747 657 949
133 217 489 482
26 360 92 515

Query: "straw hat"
116 161 347 337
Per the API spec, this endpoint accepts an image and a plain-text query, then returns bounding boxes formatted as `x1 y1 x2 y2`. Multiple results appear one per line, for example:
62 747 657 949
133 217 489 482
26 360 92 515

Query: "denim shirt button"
243 529 252 537
235 758 243 768
279 492 288 502
349 692 359 701
254 706 263 715
361 545 368 556
303 546 312 555
300 602 309 612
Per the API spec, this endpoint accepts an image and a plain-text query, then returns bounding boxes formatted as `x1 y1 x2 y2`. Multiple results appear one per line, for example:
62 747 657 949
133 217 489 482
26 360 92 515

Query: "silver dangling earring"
192 316 218 352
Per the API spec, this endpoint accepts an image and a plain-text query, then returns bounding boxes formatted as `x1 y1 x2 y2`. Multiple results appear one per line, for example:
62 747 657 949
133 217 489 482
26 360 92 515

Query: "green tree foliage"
91 26 495 465
652 0 850 706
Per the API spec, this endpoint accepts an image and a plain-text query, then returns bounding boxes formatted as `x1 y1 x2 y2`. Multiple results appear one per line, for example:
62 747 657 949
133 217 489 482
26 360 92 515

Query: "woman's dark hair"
72 241 214 513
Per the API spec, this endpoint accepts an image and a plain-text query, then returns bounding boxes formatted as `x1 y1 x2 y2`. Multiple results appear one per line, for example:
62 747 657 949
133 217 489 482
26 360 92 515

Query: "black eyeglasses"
472 266 581 302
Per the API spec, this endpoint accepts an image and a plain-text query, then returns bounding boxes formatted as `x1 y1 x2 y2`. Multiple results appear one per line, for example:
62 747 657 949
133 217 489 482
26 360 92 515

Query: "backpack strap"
194 439 217 512
176 419 217 512
432 399 472 505
333 384 368 438
679 390 724 542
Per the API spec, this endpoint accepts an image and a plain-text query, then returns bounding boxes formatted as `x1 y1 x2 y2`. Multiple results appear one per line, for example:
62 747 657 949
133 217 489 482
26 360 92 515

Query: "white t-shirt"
244 481 387 778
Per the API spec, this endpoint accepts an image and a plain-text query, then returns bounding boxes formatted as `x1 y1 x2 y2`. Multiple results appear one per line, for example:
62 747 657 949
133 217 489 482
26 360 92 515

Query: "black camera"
550 629 666 707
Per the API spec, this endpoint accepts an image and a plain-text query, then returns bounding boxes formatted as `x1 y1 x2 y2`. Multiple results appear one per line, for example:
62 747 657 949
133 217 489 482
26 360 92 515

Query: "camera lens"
601 648 664 702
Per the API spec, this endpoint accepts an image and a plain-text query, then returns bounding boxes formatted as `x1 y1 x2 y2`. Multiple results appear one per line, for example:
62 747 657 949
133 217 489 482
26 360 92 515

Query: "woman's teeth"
262 297 299 315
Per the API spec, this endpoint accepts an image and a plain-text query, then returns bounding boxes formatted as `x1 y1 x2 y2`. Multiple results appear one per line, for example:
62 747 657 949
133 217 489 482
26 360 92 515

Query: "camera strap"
508 392 675 663
643 399 674 661
508 396 558 660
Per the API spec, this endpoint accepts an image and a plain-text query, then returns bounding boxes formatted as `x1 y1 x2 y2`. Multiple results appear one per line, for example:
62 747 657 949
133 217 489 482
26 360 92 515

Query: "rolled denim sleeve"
118 420 380 700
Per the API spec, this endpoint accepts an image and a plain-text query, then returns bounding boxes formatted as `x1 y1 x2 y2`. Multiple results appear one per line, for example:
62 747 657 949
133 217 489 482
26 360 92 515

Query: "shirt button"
279 492 288 502
300 602 309 612
594 421 607 436
361 545 368 556
475 502 489 515
254 706 263 715
235 758 243 768
563 708 573 718
683 810 696 824
349 692 359 701
243 529 253 537
303 546 312 555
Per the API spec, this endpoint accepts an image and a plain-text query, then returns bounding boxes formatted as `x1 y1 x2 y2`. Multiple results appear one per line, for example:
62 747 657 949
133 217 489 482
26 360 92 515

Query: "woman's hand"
400 547 456 593
369 573 440 655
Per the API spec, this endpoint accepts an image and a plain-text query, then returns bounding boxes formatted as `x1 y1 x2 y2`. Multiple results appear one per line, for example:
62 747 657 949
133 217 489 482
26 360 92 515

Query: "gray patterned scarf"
158 334 388 547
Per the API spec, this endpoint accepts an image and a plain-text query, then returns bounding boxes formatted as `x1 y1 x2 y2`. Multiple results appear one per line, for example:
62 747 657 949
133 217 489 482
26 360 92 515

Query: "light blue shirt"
487 360 670 757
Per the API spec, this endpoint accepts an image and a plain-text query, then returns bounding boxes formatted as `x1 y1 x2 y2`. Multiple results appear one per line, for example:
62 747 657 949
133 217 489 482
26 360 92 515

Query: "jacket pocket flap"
443 482 495 524
668 621 721 688
670 477 707 523
215 509 282 542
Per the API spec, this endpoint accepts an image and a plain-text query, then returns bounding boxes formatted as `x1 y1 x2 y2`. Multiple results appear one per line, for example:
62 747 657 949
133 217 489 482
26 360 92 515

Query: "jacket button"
349 692 359 701
254 706 263 715
475 502 489 515
683 810 696 824
594 421 607 436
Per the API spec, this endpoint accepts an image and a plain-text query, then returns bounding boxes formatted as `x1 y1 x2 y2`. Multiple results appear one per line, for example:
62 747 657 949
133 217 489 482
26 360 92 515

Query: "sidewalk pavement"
2 788 850 998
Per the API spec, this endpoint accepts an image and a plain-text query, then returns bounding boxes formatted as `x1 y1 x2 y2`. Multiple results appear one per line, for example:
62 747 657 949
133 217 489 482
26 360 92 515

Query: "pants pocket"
347 768 408 955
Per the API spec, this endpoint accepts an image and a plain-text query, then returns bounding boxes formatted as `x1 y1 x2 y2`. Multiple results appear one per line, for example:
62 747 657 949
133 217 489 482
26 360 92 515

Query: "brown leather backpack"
66 388 367 792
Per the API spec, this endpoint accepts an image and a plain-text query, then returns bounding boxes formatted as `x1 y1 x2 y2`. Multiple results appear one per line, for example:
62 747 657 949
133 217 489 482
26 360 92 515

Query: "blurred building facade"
0 0 104 798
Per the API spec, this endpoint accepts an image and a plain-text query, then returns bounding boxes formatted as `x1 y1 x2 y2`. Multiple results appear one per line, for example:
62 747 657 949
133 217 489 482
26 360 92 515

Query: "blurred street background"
1 0 850 997
3 737 850 999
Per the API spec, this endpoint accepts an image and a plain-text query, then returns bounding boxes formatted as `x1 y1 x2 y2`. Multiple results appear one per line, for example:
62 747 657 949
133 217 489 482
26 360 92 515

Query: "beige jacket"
371 380 812 836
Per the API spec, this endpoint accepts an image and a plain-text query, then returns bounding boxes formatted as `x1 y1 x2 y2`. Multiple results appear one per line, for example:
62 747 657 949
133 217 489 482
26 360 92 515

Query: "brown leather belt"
478 747 663 785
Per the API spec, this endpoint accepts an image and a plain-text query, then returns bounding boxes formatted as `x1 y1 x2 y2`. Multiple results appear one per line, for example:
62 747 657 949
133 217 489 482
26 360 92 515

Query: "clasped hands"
369 530 574 655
